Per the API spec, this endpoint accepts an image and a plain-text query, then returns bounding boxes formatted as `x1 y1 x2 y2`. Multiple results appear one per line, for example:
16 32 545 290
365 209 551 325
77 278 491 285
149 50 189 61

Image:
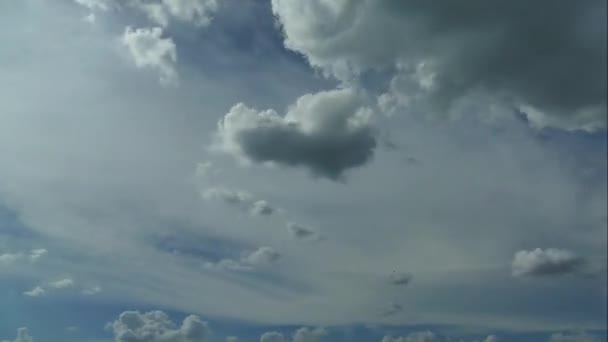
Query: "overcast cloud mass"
0 0 606 342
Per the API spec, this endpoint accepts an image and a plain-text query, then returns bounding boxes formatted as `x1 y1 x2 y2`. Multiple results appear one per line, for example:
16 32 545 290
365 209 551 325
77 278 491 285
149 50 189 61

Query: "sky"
0 0 606 341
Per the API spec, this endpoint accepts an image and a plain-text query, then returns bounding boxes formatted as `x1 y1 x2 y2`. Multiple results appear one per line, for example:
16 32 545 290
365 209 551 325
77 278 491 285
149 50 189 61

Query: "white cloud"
260 332 284 342
108 310 210 342
382 331 437 342
29 249 47 262
205 246 282 272
512 248 586 277
48 277 75 289
73 0 112 11
271 0 607 131
121 26 178 86
23 286 45 297
1 328 33 342
213 88 376 180
483 336 499 342
131 0 218 27
82 285 102 295
0 252 23 265
292 327 327 342
226 337 238 342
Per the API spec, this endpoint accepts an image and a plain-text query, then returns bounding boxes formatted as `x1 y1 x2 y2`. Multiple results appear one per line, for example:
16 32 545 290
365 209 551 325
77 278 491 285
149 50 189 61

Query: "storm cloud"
272 0 607 131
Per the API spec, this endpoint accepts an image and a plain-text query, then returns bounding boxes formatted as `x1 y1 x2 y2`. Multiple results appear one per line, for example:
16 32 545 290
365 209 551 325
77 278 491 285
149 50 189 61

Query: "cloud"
108 310 210 342
48 278 75 289
292 327 327 342
550 331 600 342
204 246 282 272
271 0 607 131
73 0 112 11
286 222 320 241
0 249 47 265
512 248 586 277
381 331 437 342
483 336 499 342
0 252 23 265
23 286 45 297
121 26 178 85
379 302 404 317
213 88 377 180
29 249 47 261
131 0 218 27
388 272 412 286
226 337 238 342
202 187 277 216
1 328 33 342
82 285 103 295
260 332 284 342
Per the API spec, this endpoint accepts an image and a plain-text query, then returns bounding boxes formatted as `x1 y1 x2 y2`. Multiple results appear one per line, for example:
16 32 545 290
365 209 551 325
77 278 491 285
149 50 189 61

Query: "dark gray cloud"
286 222 320 241
272 0 607 131
213 88 377 180
512 248 586 277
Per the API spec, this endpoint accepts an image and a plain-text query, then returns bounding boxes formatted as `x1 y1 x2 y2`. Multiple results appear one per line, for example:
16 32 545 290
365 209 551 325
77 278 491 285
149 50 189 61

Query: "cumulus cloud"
204 246 282 272
22 277 101 297
82 285 102 295
226 337 238 342
286 222 320 241
388 272 413 286
1 328 33 342
292 327 327 342
121 26 178 85
512 248 586 277
382 331 437 342
202 187 276 216
260 332 284 342
483 336 499 342
213 88 377 180
271 0 607 131
108 310 210 342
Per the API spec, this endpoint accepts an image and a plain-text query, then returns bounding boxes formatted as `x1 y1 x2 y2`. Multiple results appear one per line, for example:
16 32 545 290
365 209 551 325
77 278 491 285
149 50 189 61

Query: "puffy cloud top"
512 248 586 277
213 88 376 180
122 26 178 85
108 310 210 342
272 0 607 131
260 332 284 342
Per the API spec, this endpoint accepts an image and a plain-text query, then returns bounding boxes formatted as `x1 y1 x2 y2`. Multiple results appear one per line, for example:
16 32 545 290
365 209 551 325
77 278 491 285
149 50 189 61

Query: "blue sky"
0 1 606 341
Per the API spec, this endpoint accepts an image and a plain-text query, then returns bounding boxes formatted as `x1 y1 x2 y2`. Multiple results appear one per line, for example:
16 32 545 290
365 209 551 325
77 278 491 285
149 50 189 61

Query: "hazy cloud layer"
550 331 600 342
272 0 607 131
512 248 586 277
213 88 377 180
